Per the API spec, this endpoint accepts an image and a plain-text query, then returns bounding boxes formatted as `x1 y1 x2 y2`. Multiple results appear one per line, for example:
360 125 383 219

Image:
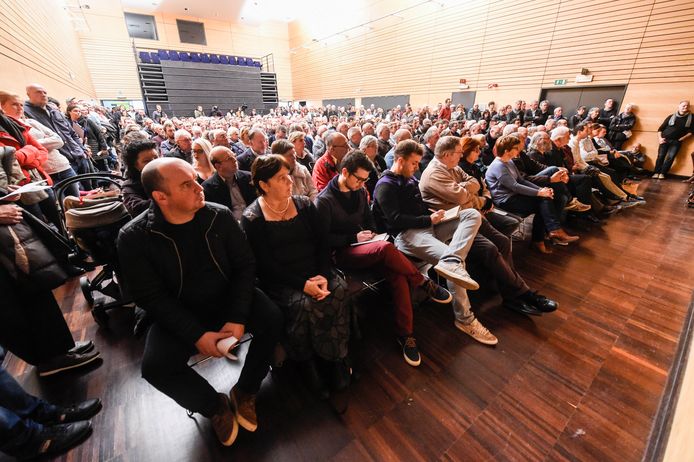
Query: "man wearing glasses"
202 146 256 221
315 151 452 367
312 132 350 192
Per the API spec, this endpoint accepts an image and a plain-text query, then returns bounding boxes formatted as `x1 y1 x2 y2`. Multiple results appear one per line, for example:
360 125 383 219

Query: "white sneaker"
658 173 666 179
455 318 498 345
434 260 479 290
652 173 660 179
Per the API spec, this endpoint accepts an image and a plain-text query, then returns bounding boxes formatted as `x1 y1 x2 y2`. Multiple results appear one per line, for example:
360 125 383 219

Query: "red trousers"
335 240 424 336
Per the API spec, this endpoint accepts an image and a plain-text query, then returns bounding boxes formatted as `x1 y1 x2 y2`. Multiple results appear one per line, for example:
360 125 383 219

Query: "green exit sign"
554 79 567 85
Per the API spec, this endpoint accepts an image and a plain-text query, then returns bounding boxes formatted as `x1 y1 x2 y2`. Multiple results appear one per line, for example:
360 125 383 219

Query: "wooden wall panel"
77 0 142 101
0 0 95 102
290 0 693 175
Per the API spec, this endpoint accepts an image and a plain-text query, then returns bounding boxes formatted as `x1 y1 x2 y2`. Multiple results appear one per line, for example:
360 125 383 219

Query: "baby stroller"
54 172 132 327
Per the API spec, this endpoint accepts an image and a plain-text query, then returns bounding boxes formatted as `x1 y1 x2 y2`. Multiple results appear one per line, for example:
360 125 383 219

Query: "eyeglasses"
192 148 205 154
333 144 349 150
350 172 369 183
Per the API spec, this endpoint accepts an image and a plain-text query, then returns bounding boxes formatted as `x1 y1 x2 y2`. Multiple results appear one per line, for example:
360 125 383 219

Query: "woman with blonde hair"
192 137 214 181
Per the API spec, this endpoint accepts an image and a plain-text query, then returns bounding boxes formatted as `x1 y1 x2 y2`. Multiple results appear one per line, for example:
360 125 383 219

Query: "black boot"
298 358 329 400
328 360 351 414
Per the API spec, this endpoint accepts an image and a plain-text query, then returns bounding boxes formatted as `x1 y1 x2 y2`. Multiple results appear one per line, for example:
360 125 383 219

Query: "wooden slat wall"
77 0 142 101
290 0 694 174
126 9 293 102
0 0 95 102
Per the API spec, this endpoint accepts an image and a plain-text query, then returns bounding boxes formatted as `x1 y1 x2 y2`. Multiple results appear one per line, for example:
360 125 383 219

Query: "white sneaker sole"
434 265 479 290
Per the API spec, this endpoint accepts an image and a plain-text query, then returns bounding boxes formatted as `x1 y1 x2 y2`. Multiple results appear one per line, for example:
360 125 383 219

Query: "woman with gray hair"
359 134 383 197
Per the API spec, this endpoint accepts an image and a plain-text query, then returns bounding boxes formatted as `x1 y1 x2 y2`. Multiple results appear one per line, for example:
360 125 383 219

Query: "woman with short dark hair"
121 140 159 216
241 155 352 412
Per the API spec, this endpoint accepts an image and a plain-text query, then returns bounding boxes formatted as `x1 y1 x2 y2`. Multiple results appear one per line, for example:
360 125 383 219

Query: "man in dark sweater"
653 100 693 179
117 158 281 447
315 151 451 367
237 128 268 172
373 140 498 345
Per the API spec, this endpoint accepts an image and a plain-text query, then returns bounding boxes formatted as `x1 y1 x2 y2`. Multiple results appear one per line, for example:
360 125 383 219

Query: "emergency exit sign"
554 79 567 85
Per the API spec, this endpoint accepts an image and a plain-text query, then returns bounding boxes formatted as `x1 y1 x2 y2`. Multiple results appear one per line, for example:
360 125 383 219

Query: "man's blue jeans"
654 140 681 175
0 348 57 454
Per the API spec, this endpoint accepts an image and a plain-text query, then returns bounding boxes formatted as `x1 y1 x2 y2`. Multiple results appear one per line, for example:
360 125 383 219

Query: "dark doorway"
451 91 477 109
322 98 355 108
540 85 627 118
361 95 410 111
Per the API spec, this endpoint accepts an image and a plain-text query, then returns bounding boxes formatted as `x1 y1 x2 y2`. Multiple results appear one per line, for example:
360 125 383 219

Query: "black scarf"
0 114 26 146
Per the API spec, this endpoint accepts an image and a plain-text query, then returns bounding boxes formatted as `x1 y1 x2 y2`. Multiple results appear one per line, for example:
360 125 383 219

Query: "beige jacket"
419 157 484 210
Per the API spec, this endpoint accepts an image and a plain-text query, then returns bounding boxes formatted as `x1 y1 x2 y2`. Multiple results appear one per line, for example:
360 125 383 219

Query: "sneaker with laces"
434 260 479 290
211 393 238 446
421 278 452 304
230 386 258 432
397 336 421 367
454 318 498 345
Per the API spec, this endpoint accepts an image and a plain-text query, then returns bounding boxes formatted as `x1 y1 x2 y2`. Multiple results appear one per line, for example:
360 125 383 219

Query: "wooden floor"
2 178 693 462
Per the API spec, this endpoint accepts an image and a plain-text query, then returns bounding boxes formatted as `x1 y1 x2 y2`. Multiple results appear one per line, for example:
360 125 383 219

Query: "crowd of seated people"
3 81 693 457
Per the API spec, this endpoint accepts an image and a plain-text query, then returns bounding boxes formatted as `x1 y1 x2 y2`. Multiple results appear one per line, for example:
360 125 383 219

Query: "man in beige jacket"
420 136 558 319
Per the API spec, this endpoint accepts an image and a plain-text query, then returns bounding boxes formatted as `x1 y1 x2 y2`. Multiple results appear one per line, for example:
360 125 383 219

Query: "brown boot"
531 241 552 254
230 386 257 432
211 393 238 446
548 229 580 244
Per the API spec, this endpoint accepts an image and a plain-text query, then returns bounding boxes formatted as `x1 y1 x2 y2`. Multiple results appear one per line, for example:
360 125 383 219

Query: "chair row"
138 50 262 68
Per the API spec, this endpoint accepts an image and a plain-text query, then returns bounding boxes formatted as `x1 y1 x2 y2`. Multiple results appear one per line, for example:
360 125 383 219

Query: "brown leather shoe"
230 386 257 432
531 241 552 254
211 394 238 446
548 229 580 244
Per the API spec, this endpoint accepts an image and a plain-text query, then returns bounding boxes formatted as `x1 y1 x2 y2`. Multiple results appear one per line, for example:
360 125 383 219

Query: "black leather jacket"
117 202 255 345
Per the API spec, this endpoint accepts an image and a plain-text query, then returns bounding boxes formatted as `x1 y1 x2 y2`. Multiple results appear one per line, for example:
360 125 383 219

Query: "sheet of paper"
351 232 389 246
0 181 50 201
440 205 461 222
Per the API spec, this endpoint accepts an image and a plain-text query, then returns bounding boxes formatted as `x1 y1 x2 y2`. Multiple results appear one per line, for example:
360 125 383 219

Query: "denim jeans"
49 167 80 199
654 140 681 175
499 194 561 242
394 209 482 324
0 362 57 454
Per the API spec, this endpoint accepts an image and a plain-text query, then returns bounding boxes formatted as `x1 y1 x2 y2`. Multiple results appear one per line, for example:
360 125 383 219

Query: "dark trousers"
0 267 74 366
335 240 423 336
499 195 561 242
140 287 282 418
654 140 682 175
69 157 94 191
49 167 80 199
468 218 529 299
568 174 593 206
485 209 521 237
